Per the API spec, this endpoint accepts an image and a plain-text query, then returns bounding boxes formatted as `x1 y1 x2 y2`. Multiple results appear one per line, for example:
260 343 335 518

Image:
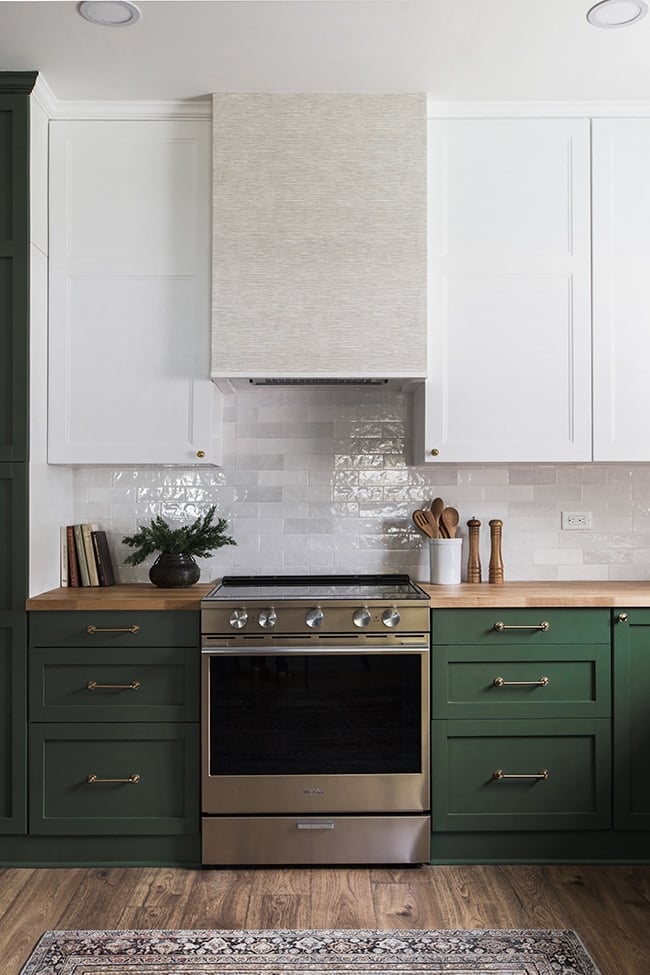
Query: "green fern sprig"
122 506 236 565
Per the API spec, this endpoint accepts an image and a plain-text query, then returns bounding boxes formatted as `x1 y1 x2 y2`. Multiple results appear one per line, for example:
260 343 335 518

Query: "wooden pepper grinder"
467 517 482 583
488 519 504 585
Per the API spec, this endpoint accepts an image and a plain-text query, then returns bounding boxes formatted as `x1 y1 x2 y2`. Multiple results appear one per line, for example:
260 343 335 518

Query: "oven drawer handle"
87 680 141 691
86 625 141 635
296 821 335 830
492 769 549 781
493 621 550 632
86 773 141 785
493 676 549 688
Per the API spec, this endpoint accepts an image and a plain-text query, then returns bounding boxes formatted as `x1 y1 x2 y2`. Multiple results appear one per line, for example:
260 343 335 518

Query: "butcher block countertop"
25 580 650 610
417 580 650 607
26 582 216 611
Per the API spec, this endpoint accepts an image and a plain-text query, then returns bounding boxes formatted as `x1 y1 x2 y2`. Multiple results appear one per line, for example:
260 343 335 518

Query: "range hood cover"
211 93 427 384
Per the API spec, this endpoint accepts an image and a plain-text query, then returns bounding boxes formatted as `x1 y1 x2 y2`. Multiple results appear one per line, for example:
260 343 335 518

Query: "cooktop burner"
203 573 429 602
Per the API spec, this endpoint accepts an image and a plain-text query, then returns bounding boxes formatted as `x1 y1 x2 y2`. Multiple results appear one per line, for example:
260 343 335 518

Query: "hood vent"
249 378 389 387
211 94 427 386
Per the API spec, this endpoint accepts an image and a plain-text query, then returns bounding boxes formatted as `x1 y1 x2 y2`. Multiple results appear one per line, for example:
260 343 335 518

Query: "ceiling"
1 0 650 103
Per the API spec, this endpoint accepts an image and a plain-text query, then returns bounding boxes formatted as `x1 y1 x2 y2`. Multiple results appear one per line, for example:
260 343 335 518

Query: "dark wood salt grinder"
488 518 504 585
467 517 482 583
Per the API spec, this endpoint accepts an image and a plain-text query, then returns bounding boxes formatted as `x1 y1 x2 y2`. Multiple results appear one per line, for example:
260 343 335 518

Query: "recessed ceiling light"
587 0 648 27
78 1 141 28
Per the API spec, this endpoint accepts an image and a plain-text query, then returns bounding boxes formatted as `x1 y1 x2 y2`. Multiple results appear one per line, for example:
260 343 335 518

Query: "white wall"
70 384 650 586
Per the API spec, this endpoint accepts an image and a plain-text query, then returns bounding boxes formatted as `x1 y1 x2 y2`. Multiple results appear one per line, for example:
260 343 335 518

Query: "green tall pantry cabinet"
0 72 36 835
613 609 650 830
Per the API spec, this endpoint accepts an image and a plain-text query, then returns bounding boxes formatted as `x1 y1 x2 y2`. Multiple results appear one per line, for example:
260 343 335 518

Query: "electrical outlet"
561 511 592 530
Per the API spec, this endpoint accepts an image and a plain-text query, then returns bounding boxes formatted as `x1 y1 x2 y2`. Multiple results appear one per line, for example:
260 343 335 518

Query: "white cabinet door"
419 118 592 464
48 118 221 466
592 119 650 462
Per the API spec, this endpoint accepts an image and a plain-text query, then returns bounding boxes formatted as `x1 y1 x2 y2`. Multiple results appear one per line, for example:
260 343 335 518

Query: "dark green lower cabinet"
0 463 27 835
432 718 611 832
29 723 199 835
613 609 650 830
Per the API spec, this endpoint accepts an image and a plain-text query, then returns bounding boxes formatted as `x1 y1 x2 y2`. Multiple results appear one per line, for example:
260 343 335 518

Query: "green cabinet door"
0 77 34 462
613 609 650 829
432 718 611 832
0 462 27 833
29 722 199 835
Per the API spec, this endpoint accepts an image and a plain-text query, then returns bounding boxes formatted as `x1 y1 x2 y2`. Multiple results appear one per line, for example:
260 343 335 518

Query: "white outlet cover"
561 511 593 530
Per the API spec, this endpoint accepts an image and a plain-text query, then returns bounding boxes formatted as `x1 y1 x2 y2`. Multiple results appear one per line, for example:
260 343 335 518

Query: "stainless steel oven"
201 574 430 866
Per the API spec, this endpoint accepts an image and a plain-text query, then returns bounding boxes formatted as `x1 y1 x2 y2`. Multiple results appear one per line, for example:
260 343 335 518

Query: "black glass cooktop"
204 573 429 602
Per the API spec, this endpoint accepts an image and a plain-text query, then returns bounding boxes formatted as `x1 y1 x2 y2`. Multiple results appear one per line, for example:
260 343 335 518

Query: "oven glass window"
209 653 422 775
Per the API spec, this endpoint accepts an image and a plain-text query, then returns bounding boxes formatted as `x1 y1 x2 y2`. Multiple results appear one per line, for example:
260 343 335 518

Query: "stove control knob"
305 607 324 629
258 608 278 629
353 607 372 628
382 607 401 628
229 609 248 629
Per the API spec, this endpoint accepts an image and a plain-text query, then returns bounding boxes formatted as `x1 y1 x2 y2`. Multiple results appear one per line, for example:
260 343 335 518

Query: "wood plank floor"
1 865 649 975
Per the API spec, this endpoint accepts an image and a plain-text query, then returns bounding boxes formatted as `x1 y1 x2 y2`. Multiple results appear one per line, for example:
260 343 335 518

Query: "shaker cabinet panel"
0 93 29 463
592 119 650 461
29 722 199 835
433 645 611 720
419 117 591 463
29 646 199 722
432 718 611 832
29 610 199 649
48 118 222 466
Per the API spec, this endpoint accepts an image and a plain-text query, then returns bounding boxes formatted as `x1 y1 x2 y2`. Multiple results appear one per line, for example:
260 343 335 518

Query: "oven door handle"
201 644 428 655
296 821 335 830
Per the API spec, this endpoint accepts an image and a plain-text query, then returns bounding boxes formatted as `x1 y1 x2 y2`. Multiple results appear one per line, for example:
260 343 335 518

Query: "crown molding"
31 74 58 116
427 98 650 118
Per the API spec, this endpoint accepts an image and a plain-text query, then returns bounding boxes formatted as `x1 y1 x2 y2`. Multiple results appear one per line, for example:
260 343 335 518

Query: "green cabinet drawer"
432 608 610 646
29 722 199 835
29 647 199 722
29 611 199 648
432 718 611 832
433 645 611 719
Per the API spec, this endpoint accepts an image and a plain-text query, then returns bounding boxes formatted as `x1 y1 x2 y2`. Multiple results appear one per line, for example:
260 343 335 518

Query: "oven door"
201 645 429 815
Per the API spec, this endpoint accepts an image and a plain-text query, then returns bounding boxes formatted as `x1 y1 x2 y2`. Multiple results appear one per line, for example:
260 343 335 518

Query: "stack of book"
60 524 116 587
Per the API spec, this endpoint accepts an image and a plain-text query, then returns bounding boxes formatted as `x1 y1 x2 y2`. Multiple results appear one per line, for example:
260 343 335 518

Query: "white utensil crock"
429 537 462 585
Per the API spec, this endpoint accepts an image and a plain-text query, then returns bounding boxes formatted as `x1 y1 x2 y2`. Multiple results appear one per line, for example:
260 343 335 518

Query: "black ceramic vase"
148 552 201 588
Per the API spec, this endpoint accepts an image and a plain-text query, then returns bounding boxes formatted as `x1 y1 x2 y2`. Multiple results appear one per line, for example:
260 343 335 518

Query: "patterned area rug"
18 928 601 975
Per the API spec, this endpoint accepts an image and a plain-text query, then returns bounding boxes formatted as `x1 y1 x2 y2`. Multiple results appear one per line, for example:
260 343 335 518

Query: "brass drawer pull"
492 769 549 781
493 676 549 688
493 621 550 632
86 680 141 691
86 625 140 634
86 773 140 784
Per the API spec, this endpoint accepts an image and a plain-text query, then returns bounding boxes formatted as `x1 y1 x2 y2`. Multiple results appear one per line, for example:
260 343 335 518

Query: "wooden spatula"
412 509 434 537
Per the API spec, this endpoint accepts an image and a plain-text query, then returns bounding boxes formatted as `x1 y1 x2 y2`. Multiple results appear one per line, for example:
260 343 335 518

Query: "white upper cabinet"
418 117 592 464
48 118 222 466
592 119 650 462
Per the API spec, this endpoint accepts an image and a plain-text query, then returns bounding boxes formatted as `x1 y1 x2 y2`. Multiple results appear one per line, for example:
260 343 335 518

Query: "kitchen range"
200 574 431 865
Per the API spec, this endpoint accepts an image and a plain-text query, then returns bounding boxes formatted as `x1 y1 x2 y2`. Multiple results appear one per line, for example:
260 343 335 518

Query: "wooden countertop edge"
26 583 216 611
25 580 650 610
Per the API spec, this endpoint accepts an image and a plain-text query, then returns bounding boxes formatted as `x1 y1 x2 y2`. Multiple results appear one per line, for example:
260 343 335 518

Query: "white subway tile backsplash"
70 386 650 584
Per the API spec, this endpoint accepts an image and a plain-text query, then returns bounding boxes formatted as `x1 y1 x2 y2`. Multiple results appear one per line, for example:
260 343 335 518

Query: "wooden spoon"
412 509 434 538
430 497 445 531
440 506 460 539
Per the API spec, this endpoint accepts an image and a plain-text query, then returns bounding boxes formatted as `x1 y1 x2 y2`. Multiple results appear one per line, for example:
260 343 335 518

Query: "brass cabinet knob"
196 450 205 459
430 448 440 457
